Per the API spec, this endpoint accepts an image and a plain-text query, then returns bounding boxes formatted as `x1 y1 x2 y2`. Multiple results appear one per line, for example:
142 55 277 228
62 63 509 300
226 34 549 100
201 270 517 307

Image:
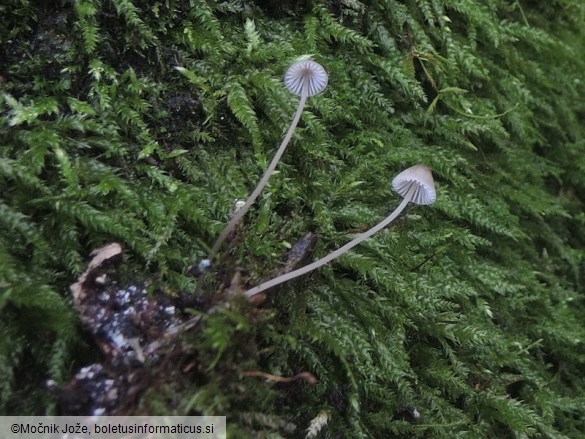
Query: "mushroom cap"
284 59 328 97
391 165 437 205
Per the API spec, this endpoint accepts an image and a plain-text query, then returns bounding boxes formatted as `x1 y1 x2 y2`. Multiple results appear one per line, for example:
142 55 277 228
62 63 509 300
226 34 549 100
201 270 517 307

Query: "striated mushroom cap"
284 59 328 97
392 165 437 205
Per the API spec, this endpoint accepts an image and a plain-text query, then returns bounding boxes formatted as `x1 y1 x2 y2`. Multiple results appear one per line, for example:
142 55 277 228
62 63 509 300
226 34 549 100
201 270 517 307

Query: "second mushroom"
244 165 437 297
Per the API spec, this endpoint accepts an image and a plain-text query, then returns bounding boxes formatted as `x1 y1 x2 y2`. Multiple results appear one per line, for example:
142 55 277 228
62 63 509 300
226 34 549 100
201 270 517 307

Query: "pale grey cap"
284 59 328 97
392 165 437 205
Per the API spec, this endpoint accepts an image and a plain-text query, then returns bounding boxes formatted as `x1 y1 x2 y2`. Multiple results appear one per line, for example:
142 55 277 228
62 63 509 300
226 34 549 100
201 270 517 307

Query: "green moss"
1 0 584 436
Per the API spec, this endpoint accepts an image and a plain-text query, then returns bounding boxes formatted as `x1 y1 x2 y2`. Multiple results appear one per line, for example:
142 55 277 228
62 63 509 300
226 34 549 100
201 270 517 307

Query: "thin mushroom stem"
244 184 417 298
207 81 309 261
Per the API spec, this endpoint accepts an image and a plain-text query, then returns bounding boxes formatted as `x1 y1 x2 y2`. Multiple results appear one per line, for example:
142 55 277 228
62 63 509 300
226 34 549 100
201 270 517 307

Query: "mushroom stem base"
244 190 414 298
207 84 309 261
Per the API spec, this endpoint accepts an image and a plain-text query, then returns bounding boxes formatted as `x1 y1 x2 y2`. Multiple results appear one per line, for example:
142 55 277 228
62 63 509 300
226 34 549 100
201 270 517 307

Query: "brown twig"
241 370 318 385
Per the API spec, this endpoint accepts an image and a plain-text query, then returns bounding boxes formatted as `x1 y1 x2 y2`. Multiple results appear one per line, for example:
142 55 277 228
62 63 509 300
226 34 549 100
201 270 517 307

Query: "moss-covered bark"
1 0 585 436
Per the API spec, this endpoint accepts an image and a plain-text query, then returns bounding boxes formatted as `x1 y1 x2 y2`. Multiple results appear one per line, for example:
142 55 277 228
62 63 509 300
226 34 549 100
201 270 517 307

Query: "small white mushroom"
284 59 328 97
244 165 436 298
207 58 328 261
391 164 436 205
